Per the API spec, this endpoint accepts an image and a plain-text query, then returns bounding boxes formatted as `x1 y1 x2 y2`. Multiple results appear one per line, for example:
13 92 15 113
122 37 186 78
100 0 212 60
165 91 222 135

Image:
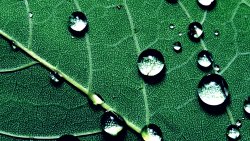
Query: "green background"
0 0 250 140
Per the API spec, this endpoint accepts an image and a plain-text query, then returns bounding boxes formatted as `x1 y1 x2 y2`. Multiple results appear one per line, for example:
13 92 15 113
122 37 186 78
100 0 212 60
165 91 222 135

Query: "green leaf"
0 0 250 140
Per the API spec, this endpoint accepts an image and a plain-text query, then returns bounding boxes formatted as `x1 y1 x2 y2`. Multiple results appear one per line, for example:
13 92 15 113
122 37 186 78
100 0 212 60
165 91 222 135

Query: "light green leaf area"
0 0 250 140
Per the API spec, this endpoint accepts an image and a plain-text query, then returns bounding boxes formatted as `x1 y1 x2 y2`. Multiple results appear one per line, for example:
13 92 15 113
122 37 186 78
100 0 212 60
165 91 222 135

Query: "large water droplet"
197 50 213 71
173 42 182 53
244 97 250 117
235 119 242 128
214 30 220 37
188 22 204 42
68 11 88 37
57 135 80 141
169 24 175 29
101 111 126 137
226 125 240 140
50 71 63 86
141 124 163 141
197 0 216 10
197 74 229 113
138 49 166 83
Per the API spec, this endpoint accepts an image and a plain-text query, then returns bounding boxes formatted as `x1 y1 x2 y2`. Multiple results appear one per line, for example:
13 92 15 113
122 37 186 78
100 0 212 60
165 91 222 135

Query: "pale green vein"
124 0 150 124
73 0 82 11
200 39 208 50
226 107 235 124
0 61 38 73
219 53 238 75
200 11 207 24
0 130 102 140
85 34 93 92
23 0 33 49
178 1 193 22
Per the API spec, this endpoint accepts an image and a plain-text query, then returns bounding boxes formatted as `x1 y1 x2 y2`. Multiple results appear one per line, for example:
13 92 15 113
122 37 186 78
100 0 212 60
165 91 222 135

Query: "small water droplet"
197 74 229 112
166 0 178 4
213 64 220 72
226 125 240 140
188 22 204 42
173 41 182 53
214 30 220 36
101 111 126 137
116 5 123 10
169 24 175 29
244 97 250 117
68 11 88 37
50 71 63 86
197 0 216 10
178 32 183 36
29 12 33 18
57 135 80 141
197 50 213 71
235 119 242 128
91 93 104 106
141 124 163 141
138 49 166 83
9 41 19 51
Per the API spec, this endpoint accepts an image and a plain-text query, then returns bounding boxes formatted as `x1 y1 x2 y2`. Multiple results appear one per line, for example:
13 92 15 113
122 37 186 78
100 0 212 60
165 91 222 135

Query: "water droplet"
50 71 63 86
226 125 240 140
197 0 216 10
101 111 126 137
29 12 33 18
137 49 166 83
68 11 88 37
178 32 183 36
57 135 80 141
141 124 163 141
214 30 220 36
173 42 182 53
9 41 19 51
166 0 178 4
244 97 250 117
213 64 220 72
169 24 175 29
197 50 213 71
235 119 242 128
188 22 204 42
197 74 229 112
116 5 123 10
91 93 104 106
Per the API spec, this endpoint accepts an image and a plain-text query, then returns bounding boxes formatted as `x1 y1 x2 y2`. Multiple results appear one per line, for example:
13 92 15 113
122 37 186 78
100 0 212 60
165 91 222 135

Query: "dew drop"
29 12 33 18
188 22 204 42
197 0 216 10
213 64 220 72
9 41 18 51
235 119 242 128
197 74 229 111
226 125 240 141
141 124 163 141
57 135 80 141
197 50 213 71
243 97 250 117
178 32 183 36
214 30 220 36
169 24 175 29
68 11 88 37
137 49 166 83
101 111 126 137
173 41 182 53
50 71 63 86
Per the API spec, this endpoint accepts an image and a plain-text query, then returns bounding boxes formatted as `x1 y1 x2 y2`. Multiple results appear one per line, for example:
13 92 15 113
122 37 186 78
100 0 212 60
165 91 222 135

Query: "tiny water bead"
28 12 33 18
137 49 166 83
57 135 80 141
197 0 216 10
178 32 183 36
197 74 229 112
101 111 126 137
169 24 175 29
226 125 240 140
243 97 250 117
68 11 88 37
141 124 163 141
8 40 19 51
235 119 242 128
173 41 182 53
213 64 220 72
50 71 63 86
197 50 213 71
214 30 220 37
188 22 204 42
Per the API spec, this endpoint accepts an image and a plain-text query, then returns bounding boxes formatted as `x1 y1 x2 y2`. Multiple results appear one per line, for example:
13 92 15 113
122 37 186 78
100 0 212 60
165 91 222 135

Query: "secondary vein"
124 0 150 124
24 0 33 49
